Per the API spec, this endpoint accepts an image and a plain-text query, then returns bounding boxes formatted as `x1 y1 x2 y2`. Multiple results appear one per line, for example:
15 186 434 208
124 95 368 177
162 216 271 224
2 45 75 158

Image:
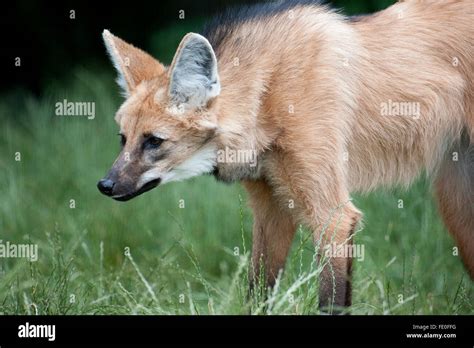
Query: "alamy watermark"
217 147 257 167
380 99 420 119
324 242 365 262
18 322 55 341
55 99 95 120
0 240 38 262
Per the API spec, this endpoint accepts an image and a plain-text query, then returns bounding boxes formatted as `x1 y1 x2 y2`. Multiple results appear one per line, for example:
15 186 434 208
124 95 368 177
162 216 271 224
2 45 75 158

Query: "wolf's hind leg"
435 134 474 278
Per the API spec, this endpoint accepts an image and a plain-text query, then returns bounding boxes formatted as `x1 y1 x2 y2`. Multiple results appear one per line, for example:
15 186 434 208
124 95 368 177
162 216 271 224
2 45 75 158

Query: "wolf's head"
97 30 221 201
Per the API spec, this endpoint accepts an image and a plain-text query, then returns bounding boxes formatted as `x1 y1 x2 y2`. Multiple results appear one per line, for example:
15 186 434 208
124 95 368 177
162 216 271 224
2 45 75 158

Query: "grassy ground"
0 66 472 315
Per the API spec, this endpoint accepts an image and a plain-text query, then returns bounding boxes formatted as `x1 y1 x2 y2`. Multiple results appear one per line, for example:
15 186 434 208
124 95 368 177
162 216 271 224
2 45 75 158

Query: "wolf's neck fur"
210 45 274 182
208 6 359 183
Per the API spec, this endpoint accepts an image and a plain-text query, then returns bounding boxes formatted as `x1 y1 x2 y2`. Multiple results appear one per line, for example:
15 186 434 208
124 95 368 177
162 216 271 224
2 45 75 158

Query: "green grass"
0 68 472 315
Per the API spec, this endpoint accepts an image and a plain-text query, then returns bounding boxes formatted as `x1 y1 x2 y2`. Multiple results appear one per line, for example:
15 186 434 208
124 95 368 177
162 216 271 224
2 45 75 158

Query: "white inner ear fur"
168 33 220 110
102 30 130 97
137 143 217 188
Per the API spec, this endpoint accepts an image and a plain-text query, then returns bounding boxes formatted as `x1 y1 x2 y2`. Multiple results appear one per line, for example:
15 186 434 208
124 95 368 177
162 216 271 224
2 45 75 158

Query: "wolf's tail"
435 131 474 279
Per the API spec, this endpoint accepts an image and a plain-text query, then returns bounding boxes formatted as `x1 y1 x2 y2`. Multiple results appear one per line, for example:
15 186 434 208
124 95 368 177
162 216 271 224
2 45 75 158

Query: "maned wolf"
98 0 474 311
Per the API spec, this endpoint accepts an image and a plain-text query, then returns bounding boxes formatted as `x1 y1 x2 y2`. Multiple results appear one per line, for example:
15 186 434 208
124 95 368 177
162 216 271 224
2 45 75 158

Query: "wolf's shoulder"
202 0 328 49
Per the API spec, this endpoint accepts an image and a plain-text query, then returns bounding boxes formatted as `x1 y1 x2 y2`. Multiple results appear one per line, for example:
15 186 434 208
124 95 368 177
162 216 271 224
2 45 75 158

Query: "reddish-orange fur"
101 0 474 311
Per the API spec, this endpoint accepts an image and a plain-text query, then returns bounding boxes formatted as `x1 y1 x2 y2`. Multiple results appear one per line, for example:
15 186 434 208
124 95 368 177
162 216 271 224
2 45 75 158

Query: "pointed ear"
102 30 165 96
168 33 220 109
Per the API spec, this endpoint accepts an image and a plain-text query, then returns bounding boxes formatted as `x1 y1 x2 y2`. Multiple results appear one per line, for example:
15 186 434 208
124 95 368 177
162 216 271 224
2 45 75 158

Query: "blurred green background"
3 0 396 94
0 0 472 314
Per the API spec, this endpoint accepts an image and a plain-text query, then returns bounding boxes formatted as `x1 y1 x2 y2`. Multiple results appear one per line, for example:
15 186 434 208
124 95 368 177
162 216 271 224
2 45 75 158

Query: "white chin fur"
161 144 217 184
136 169 161 189
137 144 217 188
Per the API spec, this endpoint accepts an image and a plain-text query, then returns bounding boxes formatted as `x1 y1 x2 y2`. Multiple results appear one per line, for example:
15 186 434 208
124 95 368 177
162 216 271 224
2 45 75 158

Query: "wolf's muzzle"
112 178 161 202
97 178 115 196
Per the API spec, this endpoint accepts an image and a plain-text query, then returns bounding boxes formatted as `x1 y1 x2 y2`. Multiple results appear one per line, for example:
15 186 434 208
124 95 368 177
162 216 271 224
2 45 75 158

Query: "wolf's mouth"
113 178 161 202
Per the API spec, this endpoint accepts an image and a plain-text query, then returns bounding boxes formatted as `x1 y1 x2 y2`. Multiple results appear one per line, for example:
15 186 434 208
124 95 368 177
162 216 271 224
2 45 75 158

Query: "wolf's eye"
119 134 126 147
143 136 164 150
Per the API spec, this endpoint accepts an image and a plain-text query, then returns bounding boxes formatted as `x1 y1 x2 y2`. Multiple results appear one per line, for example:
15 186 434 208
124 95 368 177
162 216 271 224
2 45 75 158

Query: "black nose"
97 178 115 196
